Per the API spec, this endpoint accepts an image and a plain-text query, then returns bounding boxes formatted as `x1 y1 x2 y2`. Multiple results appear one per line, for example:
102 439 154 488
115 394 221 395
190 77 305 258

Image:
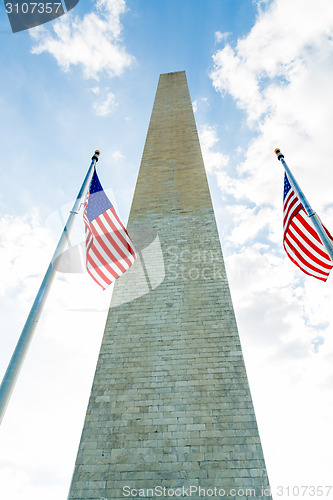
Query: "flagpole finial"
92 150 101 162
274 148 284 161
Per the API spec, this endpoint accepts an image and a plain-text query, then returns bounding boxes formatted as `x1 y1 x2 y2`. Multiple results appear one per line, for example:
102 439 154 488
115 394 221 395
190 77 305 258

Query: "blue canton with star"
283 173 293 201
87 170 113 222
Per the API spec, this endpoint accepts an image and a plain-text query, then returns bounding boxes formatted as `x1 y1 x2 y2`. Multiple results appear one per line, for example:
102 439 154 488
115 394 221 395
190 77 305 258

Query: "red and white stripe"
83 199 136 290
283 188 333 281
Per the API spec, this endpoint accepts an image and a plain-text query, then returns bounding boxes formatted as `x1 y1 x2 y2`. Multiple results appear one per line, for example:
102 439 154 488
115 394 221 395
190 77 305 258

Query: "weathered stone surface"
68 71 271 500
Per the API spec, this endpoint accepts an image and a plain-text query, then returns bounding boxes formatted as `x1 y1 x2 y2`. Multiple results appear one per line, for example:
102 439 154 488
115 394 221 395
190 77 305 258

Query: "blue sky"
1 1 333 499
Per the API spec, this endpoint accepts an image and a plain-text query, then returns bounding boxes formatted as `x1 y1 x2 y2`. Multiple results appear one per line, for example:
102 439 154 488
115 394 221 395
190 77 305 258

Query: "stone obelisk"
68 71 271 499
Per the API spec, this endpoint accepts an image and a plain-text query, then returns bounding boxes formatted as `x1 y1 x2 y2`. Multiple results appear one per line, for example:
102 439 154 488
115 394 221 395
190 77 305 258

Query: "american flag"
283 173 333 281
83 170 136 290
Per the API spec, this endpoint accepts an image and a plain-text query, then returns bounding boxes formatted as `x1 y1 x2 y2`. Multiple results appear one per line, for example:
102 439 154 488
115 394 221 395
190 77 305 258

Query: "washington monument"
68 71 271 499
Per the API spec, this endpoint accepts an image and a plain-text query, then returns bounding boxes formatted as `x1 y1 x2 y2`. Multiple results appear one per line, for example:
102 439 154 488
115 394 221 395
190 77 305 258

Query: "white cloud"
211 0 333 124
193 98 209 113
226 203 280 246
89 86 117 115
0 212 53 297
90 86 100 95
30 0 135 79
198 123 229 174
112 150 125 162
215 31 231 44
93 89 116 116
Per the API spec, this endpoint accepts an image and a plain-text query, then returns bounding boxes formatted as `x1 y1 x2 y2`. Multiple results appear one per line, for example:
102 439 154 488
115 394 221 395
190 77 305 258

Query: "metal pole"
0 150 100 425
275 148 333 262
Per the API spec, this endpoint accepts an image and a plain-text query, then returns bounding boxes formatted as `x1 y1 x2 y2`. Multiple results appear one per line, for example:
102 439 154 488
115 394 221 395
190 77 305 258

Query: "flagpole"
275 148 333 262
0 150 100 425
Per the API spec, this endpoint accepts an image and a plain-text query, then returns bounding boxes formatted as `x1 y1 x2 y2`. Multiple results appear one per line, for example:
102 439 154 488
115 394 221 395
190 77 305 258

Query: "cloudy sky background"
1 0 333 498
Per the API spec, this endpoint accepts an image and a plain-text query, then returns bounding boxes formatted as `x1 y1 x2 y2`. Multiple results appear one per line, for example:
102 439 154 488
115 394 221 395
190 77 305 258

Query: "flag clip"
70 202 85 214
